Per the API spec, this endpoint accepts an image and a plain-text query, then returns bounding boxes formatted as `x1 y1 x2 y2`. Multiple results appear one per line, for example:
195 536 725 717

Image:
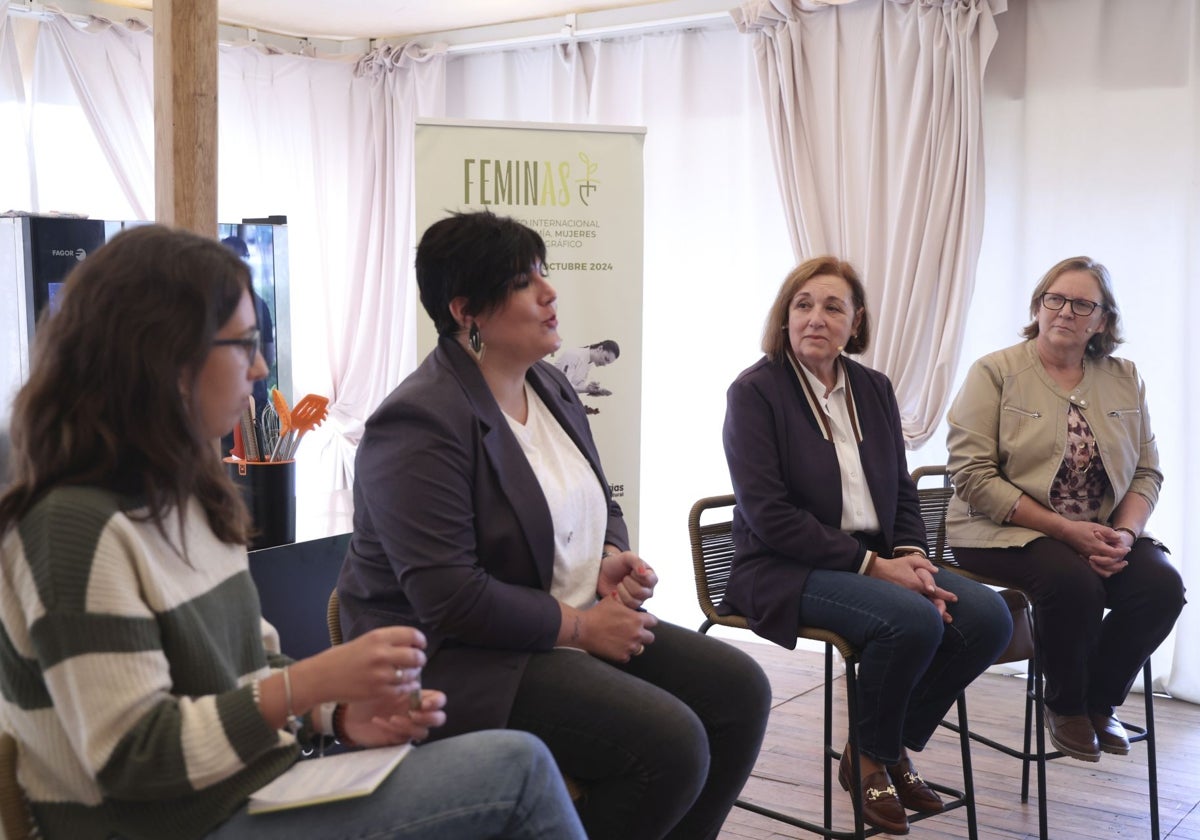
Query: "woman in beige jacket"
946 256 1185 764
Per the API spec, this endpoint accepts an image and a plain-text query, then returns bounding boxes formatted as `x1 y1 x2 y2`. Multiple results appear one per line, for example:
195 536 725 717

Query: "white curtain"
9 13 446 498
218 41 446 494
321 44 445 489
443 28 796 628
25 14 141 218
734 0 1004 447
953 0 1198 702
40 15 153 218
0 0 32 212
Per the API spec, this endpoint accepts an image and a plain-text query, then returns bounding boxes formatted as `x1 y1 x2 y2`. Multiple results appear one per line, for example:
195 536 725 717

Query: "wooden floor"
718 639 1200 840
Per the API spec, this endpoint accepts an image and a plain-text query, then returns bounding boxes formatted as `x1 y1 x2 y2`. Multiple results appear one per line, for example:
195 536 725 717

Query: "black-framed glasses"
1040 292 1104 317
212 329 261 364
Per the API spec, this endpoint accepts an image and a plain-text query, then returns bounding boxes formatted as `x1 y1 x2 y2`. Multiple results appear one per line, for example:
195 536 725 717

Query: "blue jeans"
207 730 585 840
800 568 1012 764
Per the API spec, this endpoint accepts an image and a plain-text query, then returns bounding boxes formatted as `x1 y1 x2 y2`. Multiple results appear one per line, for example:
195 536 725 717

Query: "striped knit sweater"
0 486 303 839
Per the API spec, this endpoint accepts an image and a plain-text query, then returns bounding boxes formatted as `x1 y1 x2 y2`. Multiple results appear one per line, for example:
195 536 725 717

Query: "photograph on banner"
414 118 644 545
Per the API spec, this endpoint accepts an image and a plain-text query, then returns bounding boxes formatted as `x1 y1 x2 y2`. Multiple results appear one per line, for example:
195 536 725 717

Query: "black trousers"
507 621 772 840
952 537 1185 715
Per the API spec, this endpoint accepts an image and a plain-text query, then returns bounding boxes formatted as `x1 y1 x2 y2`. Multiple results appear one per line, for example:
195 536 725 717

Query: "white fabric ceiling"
107 0 721 40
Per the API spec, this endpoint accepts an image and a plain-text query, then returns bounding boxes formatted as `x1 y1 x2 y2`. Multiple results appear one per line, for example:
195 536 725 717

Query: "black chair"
688 494 978 839
911 465 1160 840
248 533 351 660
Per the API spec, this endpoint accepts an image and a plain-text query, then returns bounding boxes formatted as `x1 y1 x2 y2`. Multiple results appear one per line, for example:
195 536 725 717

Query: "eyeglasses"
212 329 261 364
1040 293 1104 317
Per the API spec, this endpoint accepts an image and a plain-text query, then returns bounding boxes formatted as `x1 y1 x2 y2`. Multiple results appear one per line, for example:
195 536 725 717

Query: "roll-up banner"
415 118 645 546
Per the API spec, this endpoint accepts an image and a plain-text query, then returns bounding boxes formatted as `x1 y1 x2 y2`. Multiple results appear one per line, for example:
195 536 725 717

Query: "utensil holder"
224 458 296 551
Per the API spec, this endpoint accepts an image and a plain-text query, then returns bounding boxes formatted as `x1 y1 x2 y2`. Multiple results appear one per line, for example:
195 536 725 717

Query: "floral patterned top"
1049 405 1110 521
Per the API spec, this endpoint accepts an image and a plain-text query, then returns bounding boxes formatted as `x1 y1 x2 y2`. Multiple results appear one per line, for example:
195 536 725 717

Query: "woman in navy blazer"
722 256 1011 835
338 212 770 840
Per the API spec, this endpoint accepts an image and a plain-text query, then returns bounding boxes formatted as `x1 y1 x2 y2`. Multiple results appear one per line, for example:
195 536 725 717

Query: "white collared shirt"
795 360 882 536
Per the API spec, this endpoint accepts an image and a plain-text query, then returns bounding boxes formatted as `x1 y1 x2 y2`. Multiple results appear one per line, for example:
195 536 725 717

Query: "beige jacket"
946 340 1161 548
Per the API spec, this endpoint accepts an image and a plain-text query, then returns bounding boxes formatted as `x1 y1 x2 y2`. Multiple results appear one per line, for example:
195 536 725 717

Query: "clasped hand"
1061 520 1130 578
584 551 659 662
870 554 958 623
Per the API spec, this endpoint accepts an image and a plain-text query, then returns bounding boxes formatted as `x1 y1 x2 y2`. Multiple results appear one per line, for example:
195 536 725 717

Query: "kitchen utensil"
240 403 260 462
283 394 329 459
269 388 293 461
260 399 281 462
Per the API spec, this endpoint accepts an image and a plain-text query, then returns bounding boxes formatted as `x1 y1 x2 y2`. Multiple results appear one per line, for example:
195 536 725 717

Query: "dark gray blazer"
337 336 628 739
721 355 927 648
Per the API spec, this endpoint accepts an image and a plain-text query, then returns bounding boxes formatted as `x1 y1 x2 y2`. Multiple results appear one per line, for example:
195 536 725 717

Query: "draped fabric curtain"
0 0 32 213
734 0 1004 446
40 15 153 218
959 0 1198 702
7 11 446 495
320 44 445 489
218 42 446 493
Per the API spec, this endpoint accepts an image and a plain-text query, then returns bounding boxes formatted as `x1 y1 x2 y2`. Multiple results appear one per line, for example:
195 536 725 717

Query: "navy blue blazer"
337 336 629 739
721 355 926 648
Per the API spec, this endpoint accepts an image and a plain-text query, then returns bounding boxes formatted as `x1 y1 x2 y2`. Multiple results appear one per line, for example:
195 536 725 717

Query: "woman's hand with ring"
295 625 428 709
341 689 447 747
578 592 657 662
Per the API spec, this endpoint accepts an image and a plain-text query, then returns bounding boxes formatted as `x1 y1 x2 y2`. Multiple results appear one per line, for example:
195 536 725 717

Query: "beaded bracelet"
332 703 359 748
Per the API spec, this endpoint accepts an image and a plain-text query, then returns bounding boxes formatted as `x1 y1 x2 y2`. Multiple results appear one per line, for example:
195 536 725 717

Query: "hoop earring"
468 323 484 359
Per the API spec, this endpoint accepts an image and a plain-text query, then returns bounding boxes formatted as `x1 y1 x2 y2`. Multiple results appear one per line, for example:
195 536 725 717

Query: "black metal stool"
911 465 1160 840
689 494 979 839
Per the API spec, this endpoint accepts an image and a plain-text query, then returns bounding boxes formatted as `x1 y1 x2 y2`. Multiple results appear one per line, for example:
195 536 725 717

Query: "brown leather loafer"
1046 709 1100 762
1090 713 1131 755
886 756 944 814
838 747 909 835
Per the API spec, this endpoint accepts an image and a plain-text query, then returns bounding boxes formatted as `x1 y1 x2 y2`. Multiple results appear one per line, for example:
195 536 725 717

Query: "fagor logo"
49 248 86 260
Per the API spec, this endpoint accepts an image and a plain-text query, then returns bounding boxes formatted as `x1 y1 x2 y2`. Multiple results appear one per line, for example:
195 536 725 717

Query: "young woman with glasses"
0 224 585 840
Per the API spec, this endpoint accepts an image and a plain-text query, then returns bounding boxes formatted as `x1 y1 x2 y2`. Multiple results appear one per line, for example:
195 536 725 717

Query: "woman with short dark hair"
338 210 772 840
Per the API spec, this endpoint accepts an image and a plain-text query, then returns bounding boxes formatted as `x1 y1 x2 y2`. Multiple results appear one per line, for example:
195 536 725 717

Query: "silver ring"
395 668 406 683
633 644 645 657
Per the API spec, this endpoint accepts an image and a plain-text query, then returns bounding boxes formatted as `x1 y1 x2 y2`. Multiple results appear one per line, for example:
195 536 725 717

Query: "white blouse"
504 382 606 609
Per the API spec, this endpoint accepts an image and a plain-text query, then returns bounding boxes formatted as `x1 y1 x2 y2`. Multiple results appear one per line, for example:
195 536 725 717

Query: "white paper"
248 744 411 814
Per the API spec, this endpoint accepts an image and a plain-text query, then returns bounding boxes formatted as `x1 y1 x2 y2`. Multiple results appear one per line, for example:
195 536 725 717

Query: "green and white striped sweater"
0 486 302 839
